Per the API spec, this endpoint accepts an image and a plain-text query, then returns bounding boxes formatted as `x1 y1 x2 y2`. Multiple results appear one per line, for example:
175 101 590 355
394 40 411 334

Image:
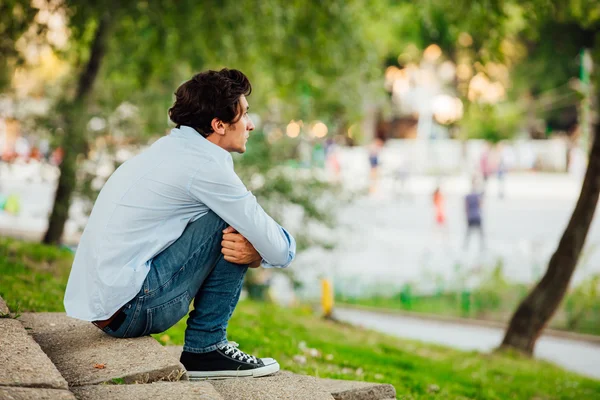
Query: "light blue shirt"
64 126 296 321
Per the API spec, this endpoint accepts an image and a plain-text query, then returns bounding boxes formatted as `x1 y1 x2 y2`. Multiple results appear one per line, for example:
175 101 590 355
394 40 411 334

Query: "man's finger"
224 255 240 263
221 240 237 250
222 226 238 234
223 233 244 242
221 247 239 257
222 240 245 251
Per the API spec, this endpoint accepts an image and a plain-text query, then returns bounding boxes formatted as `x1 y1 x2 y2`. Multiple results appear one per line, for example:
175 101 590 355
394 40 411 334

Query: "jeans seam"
142 291 190 336
144 264 186 298
226 266 247 321
123 298 143 337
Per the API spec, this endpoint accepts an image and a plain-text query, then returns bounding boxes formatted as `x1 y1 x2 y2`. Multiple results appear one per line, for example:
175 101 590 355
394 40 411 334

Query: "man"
64 69 296 380
464 178 484 252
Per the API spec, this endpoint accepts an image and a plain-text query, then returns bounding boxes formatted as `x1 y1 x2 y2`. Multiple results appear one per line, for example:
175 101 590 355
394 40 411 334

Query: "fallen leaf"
93 363 105 369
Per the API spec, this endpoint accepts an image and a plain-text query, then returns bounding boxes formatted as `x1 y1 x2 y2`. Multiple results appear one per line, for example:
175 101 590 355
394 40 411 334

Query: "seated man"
63 69 296 380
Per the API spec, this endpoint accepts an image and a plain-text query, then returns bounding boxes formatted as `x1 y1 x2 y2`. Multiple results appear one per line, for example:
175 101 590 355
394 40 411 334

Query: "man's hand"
221 226 262 268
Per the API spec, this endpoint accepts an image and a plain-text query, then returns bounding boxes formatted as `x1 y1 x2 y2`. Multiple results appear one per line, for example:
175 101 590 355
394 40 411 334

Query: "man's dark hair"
168 68 252 137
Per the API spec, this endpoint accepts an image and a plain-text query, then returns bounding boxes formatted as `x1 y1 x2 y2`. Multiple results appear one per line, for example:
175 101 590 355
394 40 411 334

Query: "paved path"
335 307 600 380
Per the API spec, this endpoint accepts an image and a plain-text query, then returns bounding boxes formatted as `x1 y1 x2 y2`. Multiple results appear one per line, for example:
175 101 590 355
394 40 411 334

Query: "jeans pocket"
143 291 191 335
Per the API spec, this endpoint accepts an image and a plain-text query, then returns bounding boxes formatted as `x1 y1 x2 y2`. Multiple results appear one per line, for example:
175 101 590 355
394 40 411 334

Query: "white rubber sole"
188 359 280 380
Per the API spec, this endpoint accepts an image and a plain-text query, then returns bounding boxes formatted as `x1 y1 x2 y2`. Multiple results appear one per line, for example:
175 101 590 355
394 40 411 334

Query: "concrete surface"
18 313 186 387
210 371 334 400
0 319 68 390
164 345 183 361
70 382 223 400
317 378 396 400
0 387 76 400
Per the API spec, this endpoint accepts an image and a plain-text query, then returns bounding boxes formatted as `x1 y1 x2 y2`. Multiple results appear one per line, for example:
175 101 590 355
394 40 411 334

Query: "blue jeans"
101 211 248 353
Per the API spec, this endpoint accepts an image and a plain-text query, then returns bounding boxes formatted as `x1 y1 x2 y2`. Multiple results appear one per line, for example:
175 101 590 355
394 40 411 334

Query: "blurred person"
14 136 31 162
496 145 507 199
368 137 384 194
51 147 64 166
480 144 492 183
393 153 411 200
432 186 446 226
29 146 41 162
324 137 341 182
464 178 484 252
39 138 51 162
64 69 295 380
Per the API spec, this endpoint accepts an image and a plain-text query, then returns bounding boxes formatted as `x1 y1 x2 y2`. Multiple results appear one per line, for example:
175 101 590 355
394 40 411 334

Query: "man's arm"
188 158 295 268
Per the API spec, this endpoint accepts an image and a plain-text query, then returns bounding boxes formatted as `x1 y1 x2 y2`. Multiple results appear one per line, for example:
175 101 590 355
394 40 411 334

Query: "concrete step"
165 346 396 400
317 378 396 400
0 387 77 400
70 382 223 400
0 318 68 390
18 313 186 387
210 371 335 400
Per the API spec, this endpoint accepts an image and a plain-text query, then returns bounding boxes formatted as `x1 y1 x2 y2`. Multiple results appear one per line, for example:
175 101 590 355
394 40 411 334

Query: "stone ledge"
70 382 223 400
164 346 397 400
317 378 396 400
210 371 334 400
0 386 76 400
0 318 68 390
19 313 186 387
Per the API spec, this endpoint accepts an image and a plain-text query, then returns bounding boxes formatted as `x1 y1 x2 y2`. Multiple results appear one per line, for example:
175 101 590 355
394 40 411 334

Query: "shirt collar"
170 125 230 158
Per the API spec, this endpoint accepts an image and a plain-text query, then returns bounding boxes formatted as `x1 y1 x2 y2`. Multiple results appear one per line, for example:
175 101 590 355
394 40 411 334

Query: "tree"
7 1 386 244
43 12 112 244
0 0 38 88
499 1 600 354
429 0 600 354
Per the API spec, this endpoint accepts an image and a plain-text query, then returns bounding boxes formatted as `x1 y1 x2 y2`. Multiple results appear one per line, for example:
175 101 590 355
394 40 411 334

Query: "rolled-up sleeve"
188 159 295 268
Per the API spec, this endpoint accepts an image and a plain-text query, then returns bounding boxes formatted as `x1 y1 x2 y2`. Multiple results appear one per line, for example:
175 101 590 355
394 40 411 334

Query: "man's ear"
211 118 226 135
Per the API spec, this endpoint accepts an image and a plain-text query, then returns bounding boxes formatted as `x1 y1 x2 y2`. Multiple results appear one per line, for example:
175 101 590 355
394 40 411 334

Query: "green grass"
2 237 600 399
155 301 600 399
0 237 73 313
338 286 600 336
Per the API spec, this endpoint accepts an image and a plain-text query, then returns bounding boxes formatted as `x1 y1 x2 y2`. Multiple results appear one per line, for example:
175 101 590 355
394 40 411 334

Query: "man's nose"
248 119 255 131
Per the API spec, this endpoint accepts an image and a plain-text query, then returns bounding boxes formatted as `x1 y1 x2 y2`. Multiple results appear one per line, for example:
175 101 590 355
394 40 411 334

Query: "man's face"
223 95 255 153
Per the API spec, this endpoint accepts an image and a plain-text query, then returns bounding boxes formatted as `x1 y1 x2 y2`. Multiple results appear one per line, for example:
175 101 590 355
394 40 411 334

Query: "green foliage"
0 237 72 312
68 0 387 131
460 103 522 142
565 274 600 333
0 0 37 88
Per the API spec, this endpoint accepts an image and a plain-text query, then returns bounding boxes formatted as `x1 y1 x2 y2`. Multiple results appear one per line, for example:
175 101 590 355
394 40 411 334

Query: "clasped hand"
221 226 262 268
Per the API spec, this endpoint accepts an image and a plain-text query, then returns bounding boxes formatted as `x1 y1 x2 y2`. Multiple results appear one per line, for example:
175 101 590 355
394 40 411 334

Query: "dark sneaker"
180 341 280 380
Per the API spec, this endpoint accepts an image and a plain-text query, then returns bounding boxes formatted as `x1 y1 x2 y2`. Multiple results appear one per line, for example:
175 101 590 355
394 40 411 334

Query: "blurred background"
0 0 599 337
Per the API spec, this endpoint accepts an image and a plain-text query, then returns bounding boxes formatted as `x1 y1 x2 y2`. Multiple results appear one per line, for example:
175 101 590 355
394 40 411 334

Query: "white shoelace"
220 342 259 364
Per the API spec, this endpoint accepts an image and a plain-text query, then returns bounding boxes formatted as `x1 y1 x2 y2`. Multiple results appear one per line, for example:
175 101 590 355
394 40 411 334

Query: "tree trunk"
43 14 110 245
500 122 600 354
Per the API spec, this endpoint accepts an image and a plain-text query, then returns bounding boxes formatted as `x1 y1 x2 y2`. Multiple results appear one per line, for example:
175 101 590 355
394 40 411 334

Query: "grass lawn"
2 237 600 399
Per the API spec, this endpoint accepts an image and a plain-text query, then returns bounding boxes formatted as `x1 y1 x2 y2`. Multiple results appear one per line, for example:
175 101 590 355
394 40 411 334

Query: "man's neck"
206 133 225 150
